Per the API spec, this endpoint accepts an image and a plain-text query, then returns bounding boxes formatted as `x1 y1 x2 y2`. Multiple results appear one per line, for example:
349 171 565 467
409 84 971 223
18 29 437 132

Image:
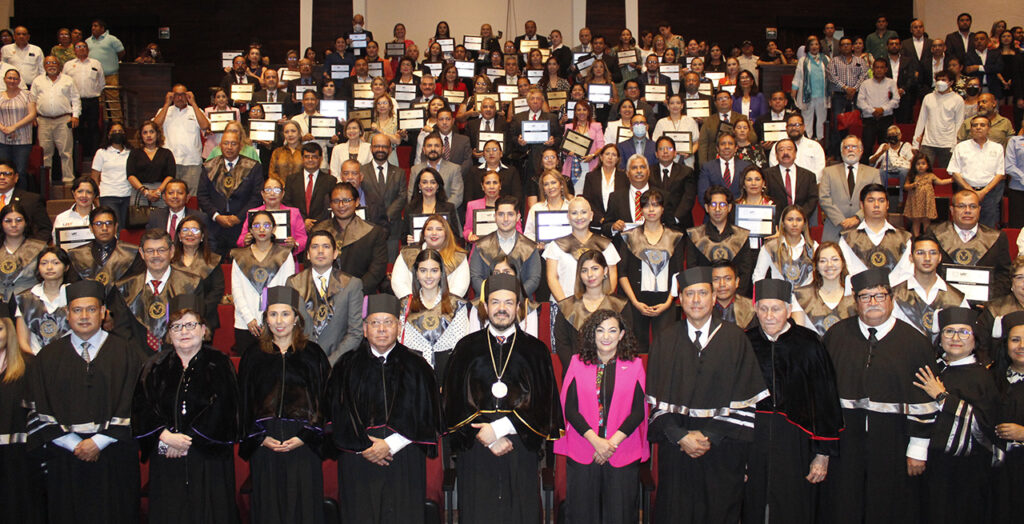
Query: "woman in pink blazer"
554 308 648 523
560 100 605 195
236 176 308 256
463 171 522 242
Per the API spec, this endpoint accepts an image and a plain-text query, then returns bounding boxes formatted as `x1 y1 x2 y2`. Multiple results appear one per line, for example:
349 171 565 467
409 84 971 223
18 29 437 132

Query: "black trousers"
339 444 427 524
1007 188 1024 228
455 435 541 524
653 437 748 524
75 97 101 161
564 458 639 524
860 115 894 165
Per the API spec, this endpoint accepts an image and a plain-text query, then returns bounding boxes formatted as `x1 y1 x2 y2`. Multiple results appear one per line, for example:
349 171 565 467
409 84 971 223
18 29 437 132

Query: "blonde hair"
223 121 252 147
0 318 25 383
419 214 466 269
539 169 570 205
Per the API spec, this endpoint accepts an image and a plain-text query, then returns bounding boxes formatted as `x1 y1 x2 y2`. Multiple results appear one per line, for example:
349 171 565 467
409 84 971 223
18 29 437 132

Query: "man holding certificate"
600 154 662 237
929 189 1013 300
697 90 747 165
512 88 562 183
685 186 755 296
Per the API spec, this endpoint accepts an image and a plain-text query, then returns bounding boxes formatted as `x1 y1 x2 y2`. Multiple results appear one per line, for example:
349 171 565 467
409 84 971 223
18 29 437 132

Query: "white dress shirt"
1 43 44 88
30 73 81 117
62 57 105 98
948 139 1005 188
144 268 171 294
769 136 826 182
891 274 969 332
856 77 900 118
913 90 965 148
839 219 914 284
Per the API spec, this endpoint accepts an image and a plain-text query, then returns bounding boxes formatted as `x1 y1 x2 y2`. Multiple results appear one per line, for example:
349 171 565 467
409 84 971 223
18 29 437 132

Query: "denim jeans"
99 196 130 231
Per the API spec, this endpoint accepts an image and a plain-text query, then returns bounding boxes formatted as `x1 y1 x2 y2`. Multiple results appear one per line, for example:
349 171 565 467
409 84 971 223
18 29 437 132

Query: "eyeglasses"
251 223 274 231
707 202 730 209
941 327 972 339
143 247 170 256
2 217 23 225
331 198 355 205
913 250 940 257
855 292 890 303
180 227 201 235
953 203 980 210
169 321 201 332
368 319 396 328
0 171 15 177
786 123 804 128
263 187 283 195
92 220 115 227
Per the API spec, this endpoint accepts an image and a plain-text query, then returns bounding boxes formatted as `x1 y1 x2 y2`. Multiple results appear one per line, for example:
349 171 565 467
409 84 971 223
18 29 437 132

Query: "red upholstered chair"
1007 229 1020 260
213 304 235 354
119 228 144 245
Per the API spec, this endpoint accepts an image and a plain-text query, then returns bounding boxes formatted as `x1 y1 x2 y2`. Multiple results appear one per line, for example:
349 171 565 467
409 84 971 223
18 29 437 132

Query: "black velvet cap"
676 266 713 291
65 280 105 303
850 268 888 293
754 279 792 303
364 293 401 318
267 286 300 309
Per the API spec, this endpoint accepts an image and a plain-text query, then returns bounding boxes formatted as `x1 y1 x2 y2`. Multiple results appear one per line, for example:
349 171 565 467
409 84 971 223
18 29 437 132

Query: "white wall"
366 0 576 51
915 0 1024 41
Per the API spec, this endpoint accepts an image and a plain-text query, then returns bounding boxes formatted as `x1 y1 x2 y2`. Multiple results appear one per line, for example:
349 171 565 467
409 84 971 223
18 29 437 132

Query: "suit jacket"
885 54 919 94
817 163 882 242
196 155 265 254
510 110 563 180
286 268 365 364
901 38 932 81
763 165 819 222
820 37 841 58
146 207 210 234
697 157 751 202
462 165 522 212
581 167 628 227
964 48 1004 98
220 72 254 105
514 34 550 50
617 138 658 171
282 169 334 221
359 161 407 237
944 31 974 63
312 216 388 294
252 88 295 116
660 162 698 230
600 180 664 237
638 73 674 116
424 132 473 172
10 189 53 242
464 117 509 152
697 111 747 165
408 160 464 208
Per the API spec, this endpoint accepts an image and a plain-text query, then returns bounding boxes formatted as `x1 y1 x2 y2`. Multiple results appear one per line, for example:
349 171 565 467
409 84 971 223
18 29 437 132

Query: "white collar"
631 183 650 193
687 316 711 333
953 223 979 238
906 273 948 296
146 267 171 283
946 354 977 367
858 315 897 340
371 343 397 362
764 322 792 342
304 169 319 178
488 324 517 338
312 266 332 281
857 219 895 234
168 207 186 218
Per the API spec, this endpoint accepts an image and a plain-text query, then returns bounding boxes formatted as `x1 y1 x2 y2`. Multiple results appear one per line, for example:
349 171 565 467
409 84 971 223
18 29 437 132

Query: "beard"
489 311 515 330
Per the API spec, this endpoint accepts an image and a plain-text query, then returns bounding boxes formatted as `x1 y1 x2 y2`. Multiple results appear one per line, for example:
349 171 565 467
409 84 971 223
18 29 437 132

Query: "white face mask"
353 24 363 32
632 123 647 138
934 80 949 92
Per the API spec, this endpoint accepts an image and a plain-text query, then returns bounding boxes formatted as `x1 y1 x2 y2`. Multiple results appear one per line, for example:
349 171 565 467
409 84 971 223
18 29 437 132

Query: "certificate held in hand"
664 130 692 154
230 83 254 103
208 111 237 133
644 84 667 103
561 129 594 157
398 108 426 130
310 116 337 139
521 120 551 144
588 84 612 104
249 120 277 142
535 210 572 243
761 121 788 142
685 99 710 118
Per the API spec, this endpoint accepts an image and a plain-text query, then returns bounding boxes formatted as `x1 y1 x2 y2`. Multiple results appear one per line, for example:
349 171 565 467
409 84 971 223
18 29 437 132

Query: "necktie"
151 280 161 294
663 168 669 181
319 276 328 298
169 213 177 240
532 113 538 121
0 195 5 208
847 165 856 195
496 335 507 345
634 189 643 221
377 356 386 366
723 161 731 187
693 331 703 353
305 173 314 213
960 229 972 242
785 168 793 205
867 327 878 367
270 91 275 102
443 136 451 160
721 114 728 123
80 341 91 364
307 115 312 134
377 165 385 186
484 120 492 132
226 160 235 171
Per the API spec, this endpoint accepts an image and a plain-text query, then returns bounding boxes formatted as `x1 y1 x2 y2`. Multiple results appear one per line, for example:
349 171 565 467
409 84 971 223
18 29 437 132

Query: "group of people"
1 9 1024 524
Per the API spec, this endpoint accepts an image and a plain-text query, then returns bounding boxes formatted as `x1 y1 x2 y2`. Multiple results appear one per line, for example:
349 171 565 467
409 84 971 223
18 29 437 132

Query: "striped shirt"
0 90 35 145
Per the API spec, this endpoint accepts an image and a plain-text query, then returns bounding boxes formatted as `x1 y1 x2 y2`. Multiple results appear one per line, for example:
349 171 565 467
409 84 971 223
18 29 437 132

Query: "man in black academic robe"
743 279 843 524
24 280 143 524
330 294 443 524
442 273 563 524
820 268 939 524
646 267 769 524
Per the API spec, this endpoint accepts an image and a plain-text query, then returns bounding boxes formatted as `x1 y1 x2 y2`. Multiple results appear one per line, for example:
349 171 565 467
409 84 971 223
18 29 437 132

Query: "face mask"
149 48 158 57
632 123 647 138
109 133 126 145
353 24 363 32
934 80 949 92
966 86 981 96
887 135 899 144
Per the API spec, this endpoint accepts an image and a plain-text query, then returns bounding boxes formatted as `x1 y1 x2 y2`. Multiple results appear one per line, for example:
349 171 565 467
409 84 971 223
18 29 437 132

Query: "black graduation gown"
442 327 563 524
0 354 43 524
742 322 843 524
921 359 998 524
820 318 939 524
131 346 241 524
992 373 1024 522
239 342 331 524
24 333 142 524
645 319 768 524
329 341 443 524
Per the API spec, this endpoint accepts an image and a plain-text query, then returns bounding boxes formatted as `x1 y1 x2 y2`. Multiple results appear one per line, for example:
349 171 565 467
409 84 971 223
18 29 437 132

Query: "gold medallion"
955 249 972 265
39 319 58 338
316 304 329 322
422 313 440 331
149 301 166 319
711 246 729 261
253 267 269 285
870 252 887 267
223 175 235 189
95 272 109 285
922 310 934 331
0 259 15 274
822 314 839 330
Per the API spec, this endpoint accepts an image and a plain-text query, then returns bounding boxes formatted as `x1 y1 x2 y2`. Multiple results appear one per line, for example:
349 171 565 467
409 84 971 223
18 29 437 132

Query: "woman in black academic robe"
0 317 43 524
990 311 1024 522
131 308 240 524
239 287 331 524
553 248 629 372
913 307 999 524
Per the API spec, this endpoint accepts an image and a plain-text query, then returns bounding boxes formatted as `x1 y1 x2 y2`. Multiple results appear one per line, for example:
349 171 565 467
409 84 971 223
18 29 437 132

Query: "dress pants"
38 114 75 181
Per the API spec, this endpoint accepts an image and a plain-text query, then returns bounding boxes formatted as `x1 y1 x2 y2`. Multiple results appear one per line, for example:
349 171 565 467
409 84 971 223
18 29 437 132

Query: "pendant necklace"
487 330 516 399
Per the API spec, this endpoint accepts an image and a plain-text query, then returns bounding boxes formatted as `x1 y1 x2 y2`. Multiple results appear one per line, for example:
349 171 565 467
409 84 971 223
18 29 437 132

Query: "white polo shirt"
947 139 1005 188
161 105 203 166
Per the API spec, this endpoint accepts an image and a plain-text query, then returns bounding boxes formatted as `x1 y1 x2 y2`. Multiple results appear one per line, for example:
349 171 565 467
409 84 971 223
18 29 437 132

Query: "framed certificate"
704 72 725 84
386 42 406 57
617 51 637 66
446 90 466 105
664 130 693 154
518 39 539 54
455 60 476 78
477 131 505 151
353 82 373 99
260 103 283 120
535 210 572 243
685 56 695 69
645 84 667 103
538 48 550 61
575 54 596 73
294 84 318 97
229 83 254 102
248 209 291 243
350 33 367 48
734 205 776 237
565 101 576 120
55 225 94 249
762 121 788 142
561 129 594 157
280 70 301 82
660 64 680 81
221 50 243 69
351 98 373 109
394 83 417 101
423 62 444 77
473 208 497 236
436 38 455 54
410 213 449 241
943 264 992 302
698 83 713 96
208 111 237 133
512 97 529 115
722 84 737 95
398 108 426 130
310 116 337 139
526 69 543 84
497 85 518 102
249 119 277 142
616 126 632 143
588 84 612 104
522 120 551 144
320 100 348 122
368 61 384 78
330 64 351 79
485 68 505 81
463 35 483 51
685 99 710 118
546 90 567 109
350 109 372 127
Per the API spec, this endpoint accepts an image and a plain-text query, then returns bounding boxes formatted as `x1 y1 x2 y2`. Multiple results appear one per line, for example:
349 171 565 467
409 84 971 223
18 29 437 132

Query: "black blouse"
127 147 177 185
564 359 645 438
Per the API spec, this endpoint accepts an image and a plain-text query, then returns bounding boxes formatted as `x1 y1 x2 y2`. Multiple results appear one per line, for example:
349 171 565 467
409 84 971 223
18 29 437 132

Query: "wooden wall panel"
312 0 353 58
586 0 627 44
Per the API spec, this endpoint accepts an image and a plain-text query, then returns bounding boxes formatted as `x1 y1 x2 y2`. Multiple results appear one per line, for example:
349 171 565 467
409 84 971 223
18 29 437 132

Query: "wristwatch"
935 391 950 403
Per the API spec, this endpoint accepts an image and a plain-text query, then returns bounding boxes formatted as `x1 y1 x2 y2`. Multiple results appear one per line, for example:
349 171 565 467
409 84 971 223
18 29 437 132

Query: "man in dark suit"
311 182 388 294
287 58 319 103
196 129 265 256
282 142 334 229
680 72 714 126
251 69 293 115
0 163 53 241
885 36 919 124
416 107 471 169
510 87 562 185
514 20 549 52
964 32 1003 98
591 35 623 83
609 80 655 121
754 91 798 146
617 114 658 170
343 14 373 57
639 54 673 116
600 155 662 237
337 58 374 102
654 136 698 230
944 12 974 63
146 179 209 239
821 23 840 57
464 96 508 153
764 138 819 222
697 90 748 165
220 55 254 107
901 19 932 105
359 135 407 256
697 132 751 202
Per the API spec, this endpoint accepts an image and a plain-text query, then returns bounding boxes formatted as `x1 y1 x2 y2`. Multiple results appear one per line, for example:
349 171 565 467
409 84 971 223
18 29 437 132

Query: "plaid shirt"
827 54 868 92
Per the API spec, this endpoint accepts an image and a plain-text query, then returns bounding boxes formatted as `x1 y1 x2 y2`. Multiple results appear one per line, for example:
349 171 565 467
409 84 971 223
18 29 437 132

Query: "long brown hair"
408 249 454 315
773 205 813 269
171 216 218 267
258 304 309 354
0 318 25 382
573 249 610 298
419 214 465 269
811 241 848 291
575 309 639 365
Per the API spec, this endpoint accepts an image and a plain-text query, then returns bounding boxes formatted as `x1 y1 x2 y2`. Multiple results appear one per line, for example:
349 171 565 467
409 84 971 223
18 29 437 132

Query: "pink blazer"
560 121 605 179
462 198 523 239
554 354 649 466
236 204 308 255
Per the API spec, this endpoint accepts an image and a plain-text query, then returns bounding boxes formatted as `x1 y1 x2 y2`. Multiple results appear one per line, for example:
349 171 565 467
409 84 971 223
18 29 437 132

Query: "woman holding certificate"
463 171 522 242
236 177 307 255
14 246 71 353
790 242 856 336
51 176 96 247
652 94 700 169
456 75 494 123
603 99 635 147
202 89 241 158
229 211 296 354
389 57 419 96
586 60 618 125
268 121 304 182
392 214 469 298
561 100 604 194
439 64 468 100
330 120 371 170
553 249 629 370
0 203 47 302
403 169 460 244
524 169 572 248
753 205 818 287
616 189 684 351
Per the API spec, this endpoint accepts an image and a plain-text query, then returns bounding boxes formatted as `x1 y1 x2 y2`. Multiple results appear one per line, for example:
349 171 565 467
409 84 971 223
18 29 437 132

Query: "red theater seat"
934 169 952 197
1007 229 1020 259
214 305 235 353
